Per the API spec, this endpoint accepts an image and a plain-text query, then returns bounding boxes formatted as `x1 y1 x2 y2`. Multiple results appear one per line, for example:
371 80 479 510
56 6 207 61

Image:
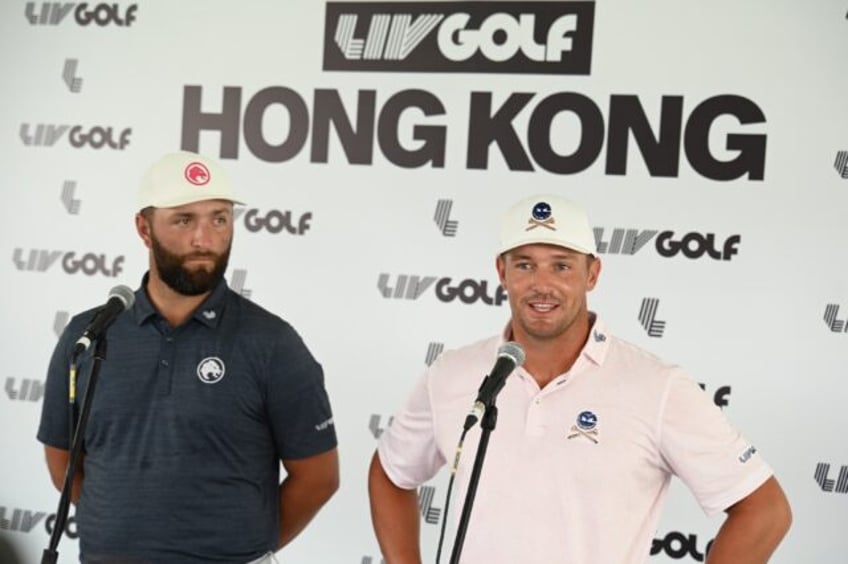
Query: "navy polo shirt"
38 276 337 563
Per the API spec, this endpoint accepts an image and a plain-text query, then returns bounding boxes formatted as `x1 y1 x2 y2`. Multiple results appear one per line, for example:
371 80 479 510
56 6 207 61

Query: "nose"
191 220 214 249
529 267 555 292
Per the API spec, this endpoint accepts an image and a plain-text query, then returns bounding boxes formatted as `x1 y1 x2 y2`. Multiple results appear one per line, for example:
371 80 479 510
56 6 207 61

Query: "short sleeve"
659 369 773 516
377 371 446 490
265 324 337 460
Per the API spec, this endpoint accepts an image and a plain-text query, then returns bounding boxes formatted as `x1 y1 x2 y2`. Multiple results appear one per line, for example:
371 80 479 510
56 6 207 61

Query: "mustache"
183 252 219 260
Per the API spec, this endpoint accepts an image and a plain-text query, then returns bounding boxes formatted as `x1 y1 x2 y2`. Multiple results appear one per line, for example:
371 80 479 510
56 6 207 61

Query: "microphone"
73 285 135 356
464 341 525 430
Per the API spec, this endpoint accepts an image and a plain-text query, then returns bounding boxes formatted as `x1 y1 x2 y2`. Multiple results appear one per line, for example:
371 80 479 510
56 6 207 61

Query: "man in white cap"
38 151 339 563
368 194 791 563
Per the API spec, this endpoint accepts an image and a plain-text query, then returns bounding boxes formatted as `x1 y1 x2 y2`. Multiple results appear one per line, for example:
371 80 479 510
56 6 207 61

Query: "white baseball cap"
498 194 596 255
137 151 244 210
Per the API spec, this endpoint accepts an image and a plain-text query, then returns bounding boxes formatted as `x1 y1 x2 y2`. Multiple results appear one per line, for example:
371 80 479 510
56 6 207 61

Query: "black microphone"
464 341 525 430
73 285 135 356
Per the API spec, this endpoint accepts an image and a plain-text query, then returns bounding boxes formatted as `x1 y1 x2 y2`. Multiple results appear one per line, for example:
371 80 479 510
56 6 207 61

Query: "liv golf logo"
595 228 741 260
323 2 595 74
638 298 666 337
824 304 847 333
378 273 506 305
815 463 848 493
835 151 848 178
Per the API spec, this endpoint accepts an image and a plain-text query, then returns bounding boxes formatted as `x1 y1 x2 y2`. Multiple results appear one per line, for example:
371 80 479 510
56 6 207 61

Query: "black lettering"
109 256 124 277
378 89 446 168
467 92 534 171
61 252 78 273
45 513 79 539
434 277 455 303
528 92 604 174
456 279 479 304
722 235 741 260
680 232 708 259
243 87 309 163
684 95 766 181
181 86 242 158
265 210 285 234
665 531 690 559
311 89 375 164
606 95 683 176
68 126 85 148
655 231 677 258
244 209 263 233
298 212 312 235
713 386 731 408
86 126 106 149
494 284 507 306
79 253 101 275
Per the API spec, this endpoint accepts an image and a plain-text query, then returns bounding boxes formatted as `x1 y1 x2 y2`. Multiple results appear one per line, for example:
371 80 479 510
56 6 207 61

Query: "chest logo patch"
197 356 225 384
567 410 599 444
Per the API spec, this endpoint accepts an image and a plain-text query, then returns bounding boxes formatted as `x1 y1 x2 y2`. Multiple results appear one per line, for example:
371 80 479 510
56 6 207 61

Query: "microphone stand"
448 401 499 564
42 337 108 564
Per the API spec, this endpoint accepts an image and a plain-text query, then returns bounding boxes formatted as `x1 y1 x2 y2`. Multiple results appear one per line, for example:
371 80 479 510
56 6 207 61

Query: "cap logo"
526 201 556 232
184 162 210 186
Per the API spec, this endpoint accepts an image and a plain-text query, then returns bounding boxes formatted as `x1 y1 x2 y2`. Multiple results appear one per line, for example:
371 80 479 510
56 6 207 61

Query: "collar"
582 313 610 366
131 272 229 328
500 311 611 368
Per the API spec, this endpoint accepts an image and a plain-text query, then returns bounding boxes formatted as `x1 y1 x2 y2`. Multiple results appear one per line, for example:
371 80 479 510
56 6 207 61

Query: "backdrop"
1 1 846 562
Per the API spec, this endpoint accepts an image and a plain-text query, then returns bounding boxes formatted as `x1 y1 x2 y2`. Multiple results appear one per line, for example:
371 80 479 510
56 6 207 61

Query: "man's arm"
277 448 339 549
368 451 422 564
706 476 792 564
44 445 83 503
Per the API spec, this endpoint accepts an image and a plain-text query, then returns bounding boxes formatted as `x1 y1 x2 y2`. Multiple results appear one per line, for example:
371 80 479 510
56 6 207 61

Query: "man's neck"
513 315 592 389
145 275 211 328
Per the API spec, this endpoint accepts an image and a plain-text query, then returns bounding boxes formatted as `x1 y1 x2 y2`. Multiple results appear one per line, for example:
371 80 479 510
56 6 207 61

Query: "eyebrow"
509 251 579 261
172 207 231 216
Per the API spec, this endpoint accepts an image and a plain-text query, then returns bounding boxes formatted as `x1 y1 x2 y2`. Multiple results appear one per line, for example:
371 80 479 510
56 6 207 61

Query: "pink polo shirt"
377 318 772 563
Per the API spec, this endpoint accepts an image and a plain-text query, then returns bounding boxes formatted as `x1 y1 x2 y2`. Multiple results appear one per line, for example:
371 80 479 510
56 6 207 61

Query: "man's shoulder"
607 333 672 366
225 288 286 325
599 331 686 389
426 334 501 379
223 289 305 344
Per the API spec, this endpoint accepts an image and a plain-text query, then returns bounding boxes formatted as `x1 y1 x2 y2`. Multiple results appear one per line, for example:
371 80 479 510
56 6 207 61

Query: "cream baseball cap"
498 194 596 255
137 151 244 210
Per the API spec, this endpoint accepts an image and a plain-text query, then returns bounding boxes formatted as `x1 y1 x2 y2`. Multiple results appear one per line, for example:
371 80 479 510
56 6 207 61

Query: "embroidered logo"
202 310 216 320
197 356 225 384
567 410 599 443
315 417 335 431
738 445 757 464
526 200 556 231
593 330 606 342
184 161 210 186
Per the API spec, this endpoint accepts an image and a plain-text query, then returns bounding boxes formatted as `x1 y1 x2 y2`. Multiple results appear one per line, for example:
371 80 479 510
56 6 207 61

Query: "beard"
151 233 230 296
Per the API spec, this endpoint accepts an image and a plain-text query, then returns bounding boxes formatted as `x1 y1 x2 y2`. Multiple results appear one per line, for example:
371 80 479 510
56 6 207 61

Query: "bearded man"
38 152 339 564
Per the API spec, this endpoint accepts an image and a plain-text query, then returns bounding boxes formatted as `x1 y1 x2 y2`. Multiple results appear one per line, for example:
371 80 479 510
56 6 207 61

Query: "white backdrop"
1 1 846 562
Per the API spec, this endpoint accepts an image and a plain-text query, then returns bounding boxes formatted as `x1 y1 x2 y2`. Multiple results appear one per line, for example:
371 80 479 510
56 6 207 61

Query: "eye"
213 215 229 226
515 261 533 271
555 262 571 271
174 216 191 226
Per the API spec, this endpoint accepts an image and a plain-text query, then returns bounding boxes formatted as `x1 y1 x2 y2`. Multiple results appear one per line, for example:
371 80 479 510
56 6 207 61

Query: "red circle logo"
184 162 211 186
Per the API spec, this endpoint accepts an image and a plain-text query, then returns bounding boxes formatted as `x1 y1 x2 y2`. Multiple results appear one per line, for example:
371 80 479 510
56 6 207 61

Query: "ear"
135 212 153 250
586 256 602 291
495 254 507 286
